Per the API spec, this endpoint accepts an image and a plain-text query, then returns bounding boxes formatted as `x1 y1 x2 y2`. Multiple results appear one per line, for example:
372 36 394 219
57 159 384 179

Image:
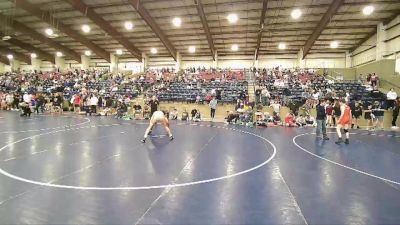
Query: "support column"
212 50 218 68
345 51 352 68
31 58 42 72
11 59 21 72
81 55 90 70
254 59 259 68
297 48 305 68
142 52 148 72
175 52 182 72
376 22 386 61
0 62 4 73
55 56 66 72
110 53 118 74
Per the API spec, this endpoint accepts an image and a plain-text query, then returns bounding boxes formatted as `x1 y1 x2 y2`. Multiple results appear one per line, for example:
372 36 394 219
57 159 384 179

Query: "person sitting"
116 101 128 119
143 105 151 120
192 109 201 122
132 101 142 120
226 111 240 124
170 108 178 120
191 108 198 120
296 114 307 127
255 111 268 127
284 112 296 127
19 101 31 117
181 109 189 121
272 112 282 126
305 115 316 127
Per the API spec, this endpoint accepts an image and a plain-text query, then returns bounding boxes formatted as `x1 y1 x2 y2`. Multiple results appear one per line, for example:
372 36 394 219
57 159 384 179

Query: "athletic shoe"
141 139 146 143
335 138 343 144
169 136 174 141
392 126 399 129
323 136 330 140
344 139 349 144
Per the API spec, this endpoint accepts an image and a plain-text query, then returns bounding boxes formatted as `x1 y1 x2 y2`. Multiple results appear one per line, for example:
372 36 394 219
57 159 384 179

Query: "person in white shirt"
23 93 32 104
387 88 397 109
89 94 98 116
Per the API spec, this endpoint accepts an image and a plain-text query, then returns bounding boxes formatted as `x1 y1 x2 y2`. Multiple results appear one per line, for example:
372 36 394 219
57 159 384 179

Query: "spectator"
148 95 159 116
372 101 384 130
316 99 329 140
351 102 362 129
387 88 397 110
209 96 218 120
392 98 399 129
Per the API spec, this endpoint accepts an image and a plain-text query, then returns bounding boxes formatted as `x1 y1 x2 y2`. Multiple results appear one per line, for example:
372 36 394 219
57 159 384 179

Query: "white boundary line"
0 116 91 134
0 123 277 190
293 132 400 186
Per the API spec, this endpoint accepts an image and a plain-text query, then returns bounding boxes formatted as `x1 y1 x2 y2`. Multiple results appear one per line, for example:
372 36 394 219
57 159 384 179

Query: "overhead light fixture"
56 52 63 57
227 13 238 24
116 49 123 55
2 35 11 41
124 21 134 30
188 46 196 53
31 53 37 59
7 54 13 60
231 44 239 51
291 9 302 19
151 48 158 54
172 17 182 27
81 24 91 33
363 5 374 15
278 43 286 50
85 50 91 56
330 41 339 49
45 28 54 36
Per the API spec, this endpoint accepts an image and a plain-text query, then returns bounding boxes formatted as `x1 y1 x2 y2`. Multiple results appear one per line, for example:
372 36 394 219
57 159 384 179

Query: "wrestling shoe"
169 136 174 141
335 138 343 144
141 138 146 143
344 139 349 144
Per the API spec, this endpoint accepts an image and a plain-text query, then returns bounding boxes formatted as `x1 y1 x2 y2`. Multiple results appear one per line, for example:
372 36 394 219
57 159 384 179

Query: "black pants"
210 108 216 118
392 112 399 126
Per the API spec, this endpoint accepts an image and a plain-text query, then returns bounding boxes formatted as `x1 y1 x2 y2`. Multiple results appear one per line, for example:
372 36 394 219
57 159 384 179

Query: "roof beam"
64 0 142 61
14 0 110 62
1 34 56 64
194 0 215 60
0 14 81 63
0 47 31 64
302 0 344 59
128 0 177 61
350 11 400 52
255 0 268 60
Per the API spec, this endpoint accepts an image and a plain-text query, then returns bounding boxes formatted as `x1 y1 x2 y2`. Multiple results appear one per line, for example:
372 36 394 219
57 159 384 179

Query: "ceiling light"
31 53 37 58
7 54 13 60
45 28 54 36
227 13 238 24
291 9 302 19
2 35 11 41
363 5 374 15
172 17 182 27
231 44 239 51
56 52 63 57
124 21 134 30
151 48 158 54
330 41 339 49
278 43 286 50
116 49 123 55
188 46 196 53
85 50 91 56
81 24 91 33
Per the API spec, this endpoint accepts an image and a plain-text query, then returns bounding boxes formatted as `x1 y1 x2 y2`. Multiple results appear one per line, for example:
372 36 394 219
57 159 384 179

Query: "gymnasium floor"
0 112 399 225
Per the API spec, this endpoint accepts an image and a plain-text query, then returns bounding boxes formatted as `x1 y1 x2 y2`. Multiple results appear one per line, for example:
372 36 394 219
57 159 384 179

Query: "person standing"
392 98 399 129
209 97 218 120
148 95 159 116
387 88 397 110
316 99 329 140
335 99 352 145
